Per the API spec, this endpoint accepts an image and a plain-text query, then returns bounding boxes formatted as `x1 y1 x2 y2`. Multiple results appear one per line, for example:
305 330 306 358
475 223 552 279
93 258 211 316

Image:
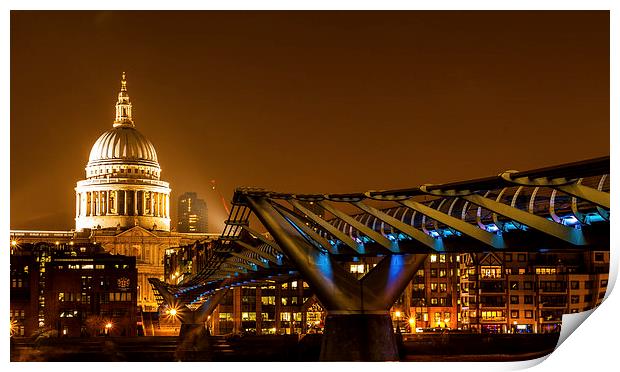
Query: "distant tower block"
177 192 208 233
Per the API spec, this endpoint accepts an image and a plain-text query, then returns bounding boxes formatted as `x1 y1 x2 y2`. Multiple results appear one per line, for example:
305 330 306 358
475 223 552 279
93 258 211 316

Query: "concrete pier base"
320 313 398 361
179 323 208 338
176 323 213 361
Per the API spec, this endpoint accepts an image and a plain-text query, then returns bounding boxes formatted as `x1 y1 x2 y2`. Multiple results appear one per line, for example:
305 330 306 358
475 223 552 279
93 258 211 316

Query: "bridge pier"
321 313 398 361
148 278 229 338
246 196 426 361
179 323 209 338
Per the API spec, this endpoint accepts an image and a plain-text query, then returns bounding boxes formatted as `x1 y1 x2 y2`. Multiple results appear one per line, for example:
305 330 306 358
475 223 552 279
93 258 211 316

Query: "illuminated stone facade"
75 73 171 232
10 73 218 313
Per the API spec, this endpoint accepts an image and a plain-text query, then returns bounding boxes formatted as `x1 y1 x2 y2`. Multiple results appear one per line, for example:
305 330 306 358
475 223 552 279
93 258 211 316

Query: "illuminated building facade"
162 242 323 335
10 73 217 312
177 192 208 233
161 243 608 336
10 242 137 337
75 73 171 232
459 250 609 333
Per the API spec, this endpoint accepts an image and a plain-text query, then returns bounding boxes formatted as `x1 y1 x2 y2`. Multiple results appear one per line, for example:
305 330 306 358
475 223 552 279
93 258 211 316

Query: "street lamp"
10 319 17 337
393 311 402 332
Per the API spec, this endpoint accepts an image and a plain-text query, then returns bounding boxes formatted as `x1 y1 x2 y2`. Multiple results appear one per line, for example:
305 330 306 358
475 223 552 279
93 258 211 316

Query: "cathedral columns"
166 194 170 218
161 194 165 218
75 193 80 218
163 193 166 217
159 193 163 217
82 193 87 217
156 192 161 217
152 192 157 217
134 190 138 216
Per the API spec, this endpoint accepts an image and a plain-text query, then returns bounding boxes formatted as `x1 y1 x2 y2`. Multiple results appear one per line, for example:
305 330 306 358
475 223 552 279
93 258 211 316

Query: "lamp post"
408 317 415 333
393 311 401 332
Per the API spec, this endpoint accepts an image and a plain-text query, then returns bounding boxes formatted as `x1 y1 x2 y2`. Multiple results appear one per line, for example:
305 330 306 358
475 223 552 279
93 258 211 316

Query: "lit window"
242 312 256 321
350 264 365 274
430 255 437 263
481 266 502 279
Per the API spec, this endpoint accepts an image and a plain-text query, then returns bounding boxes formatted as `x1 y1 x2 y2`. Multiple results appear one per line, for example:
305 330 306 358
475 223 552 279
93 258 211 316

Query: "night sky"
10 11 609 232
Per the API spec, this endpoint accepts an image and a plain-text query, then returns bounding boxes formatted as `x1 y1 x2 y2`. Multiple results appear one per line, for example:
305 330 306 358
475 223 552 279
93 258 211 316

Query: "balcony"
541 302 567 308
480 288 506 294
480 317 506 322
479 304 506 309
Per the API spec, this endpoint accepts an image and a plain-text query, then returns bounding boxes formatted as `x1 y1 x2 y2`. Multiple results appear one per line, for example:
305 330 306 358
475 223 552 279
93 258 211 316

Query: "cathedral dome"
88 126 159 167
76 72 171 233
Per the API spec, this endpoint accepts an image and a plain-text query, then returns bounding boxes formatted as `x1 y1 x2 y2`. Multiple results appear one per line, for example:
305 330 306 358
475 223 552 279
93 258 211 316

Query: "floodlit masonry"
11 73 218 312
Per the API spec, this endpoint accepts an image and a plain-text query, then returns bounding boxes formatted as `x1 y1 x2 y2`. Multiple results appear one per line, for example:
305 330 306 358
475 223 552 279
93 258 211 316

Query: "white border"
3 2 617 372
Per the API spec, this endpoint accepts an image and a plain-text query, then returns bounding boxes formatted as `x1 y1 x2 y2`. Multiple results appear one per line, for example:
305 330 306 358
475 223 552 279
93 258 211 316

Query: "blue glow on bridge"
561 215 581 227
587 213 606 223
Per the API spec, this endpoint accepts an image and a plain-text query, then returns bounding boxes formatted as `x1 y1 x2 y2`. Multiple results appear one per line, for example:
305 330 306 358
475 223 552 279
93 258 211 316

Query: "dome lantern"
114 72 134 127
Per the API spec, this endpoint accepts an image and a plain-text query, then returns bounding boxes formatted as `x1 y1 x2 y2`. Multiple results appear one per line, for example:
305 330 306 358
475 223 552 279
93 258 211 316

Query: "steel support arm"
501 172 610 209
288 199 361 252
218 266 246 274
241 225 282 250
230 251 268 269
236 240 280 265
555 183 609 210
462 194 586 245
317 201 393 250
148 279 183 308
194 288 230 323
352 201 440 251
362 254 427 309
246 196 365 311
226 255 258 270
272 203 338 254
398 199 505 249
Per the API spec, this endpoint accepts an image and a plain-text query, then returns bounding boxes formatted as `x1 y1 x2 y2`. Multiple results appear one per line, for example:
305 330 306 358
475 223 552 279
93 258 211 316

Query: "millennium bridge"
149 156 610 361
